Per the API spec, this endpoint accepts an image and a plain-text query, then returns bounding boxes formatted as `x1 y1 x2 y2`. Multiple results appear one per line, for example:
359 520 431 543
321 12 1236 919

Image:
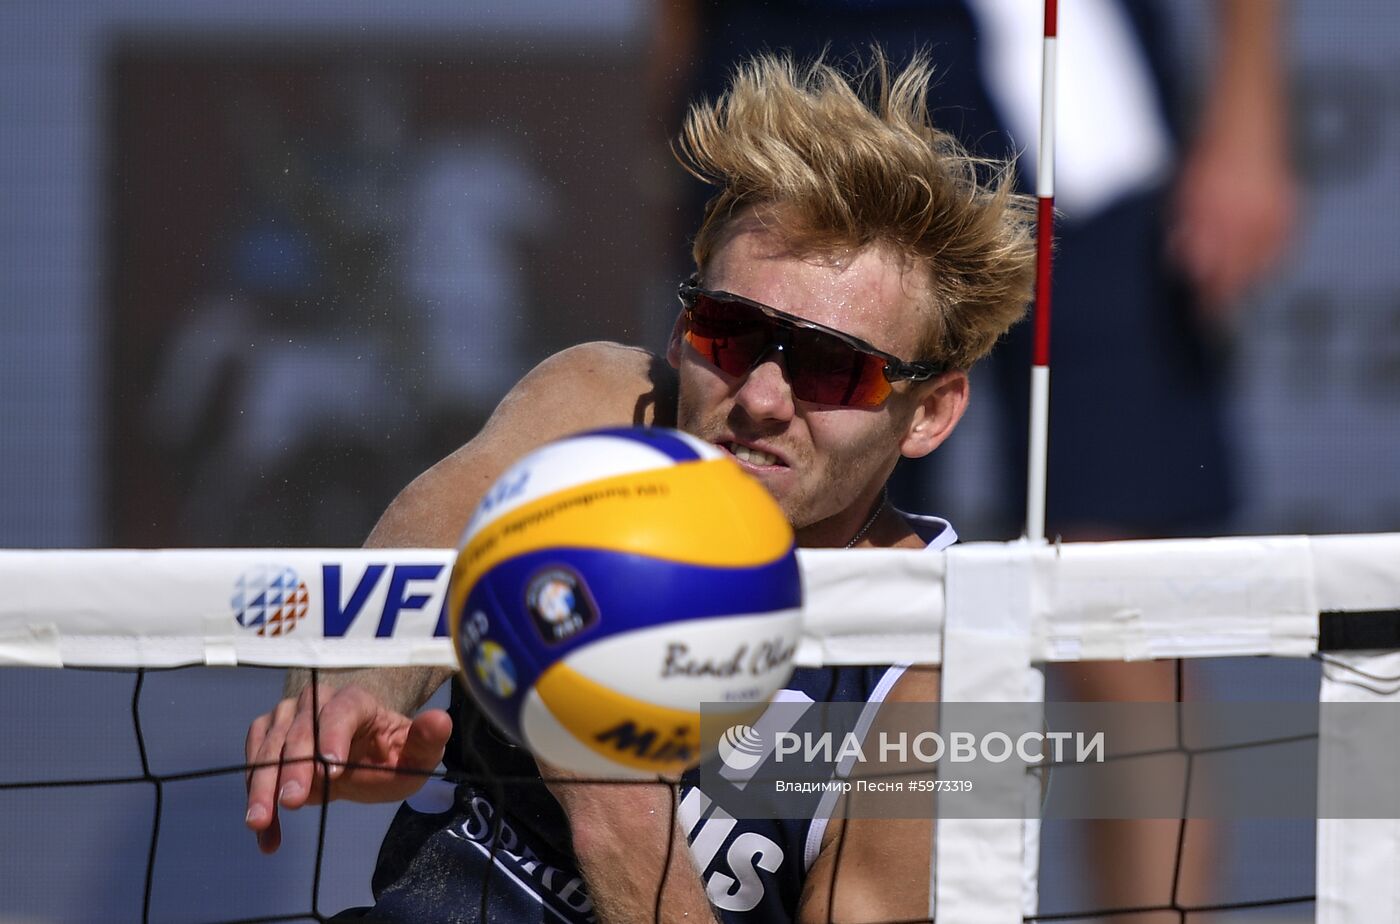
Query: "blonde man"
246 52 1035 922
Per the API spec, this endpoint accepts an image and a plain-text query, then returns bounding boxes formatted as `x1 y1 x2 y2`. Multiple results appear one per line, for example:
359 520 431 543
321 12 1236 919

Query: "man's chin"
741 466 797 508
770 492 816 535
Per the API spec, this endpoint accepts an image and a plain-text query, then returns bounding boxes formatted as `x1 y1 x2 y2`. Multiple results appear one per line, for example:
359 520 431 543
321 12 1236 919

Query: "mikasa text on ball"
449 427 803 778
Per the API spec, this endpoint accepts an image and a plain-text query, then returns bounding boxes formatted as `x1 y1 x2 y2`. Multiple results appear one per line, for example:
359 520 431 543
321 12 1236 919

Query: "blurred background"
1 0 1398 920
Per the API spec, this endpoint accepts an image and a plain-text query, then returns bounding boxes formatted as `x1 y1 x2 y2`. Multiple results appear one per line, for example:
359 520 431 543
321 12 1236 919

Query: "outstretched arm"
244 342 677 853
546 768 720 924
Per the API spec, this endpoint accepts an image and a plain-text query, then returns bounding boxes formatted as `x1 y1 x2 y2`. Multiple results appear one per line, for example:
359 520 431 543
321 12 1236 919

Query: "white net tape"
3 534 1393 670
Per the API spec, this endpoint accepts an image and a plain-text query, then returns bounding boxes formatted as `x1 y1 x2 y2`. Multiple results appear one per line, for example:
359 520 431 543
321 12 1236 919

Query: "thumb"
400 708 453 771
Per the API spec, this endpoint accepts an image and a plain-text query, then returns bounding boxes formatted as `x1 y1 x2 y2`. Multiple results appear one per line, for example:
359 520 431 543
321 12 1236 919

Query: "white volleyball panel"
461 434 681 541
561 609 804 710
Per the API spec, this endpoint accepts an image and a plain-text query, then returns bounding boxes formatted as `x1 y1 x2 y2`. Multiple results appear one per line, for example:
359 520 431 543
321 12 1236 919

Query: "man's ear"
899 370 969 460
665 312 686 368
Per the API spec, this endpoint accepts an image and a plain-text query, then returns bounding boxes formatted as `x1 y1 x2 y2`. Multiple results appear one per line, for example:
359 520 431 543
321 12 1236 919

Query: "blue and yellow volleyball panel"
450 427 803 777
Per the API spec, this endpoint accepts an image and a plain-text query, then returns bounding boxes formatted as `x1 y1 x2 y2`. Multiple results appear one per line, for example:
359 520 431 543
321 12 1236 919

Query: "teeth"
729 443 778 467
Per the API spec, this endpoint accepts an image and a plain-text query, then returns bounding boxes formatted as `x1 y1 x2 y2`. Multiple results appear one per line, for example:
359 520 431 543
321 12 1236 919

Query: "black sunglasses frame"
676 278 946 386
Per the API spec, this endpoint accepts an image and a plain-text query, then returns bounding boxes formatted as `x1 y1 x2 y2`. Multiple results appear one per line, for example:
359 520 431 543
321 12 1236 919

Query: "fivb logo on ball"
449 427 803 778
526 567 597 644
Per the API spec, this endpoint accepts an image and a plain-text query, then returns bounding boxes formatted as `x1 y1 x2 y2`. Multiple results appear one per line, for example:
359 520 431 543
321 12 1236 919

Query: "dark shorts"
992 187 1236 537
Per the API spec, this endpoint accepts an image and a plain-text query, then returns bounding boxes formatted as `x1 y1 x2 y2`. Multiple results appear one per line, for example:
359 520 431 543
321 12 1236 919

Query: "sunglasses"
677 279 945 408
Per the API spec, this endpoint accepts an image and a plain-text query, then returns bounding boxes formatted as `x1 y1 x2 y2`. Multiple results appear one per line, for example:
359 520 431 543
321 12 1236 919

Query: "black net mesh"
0 660 1330 923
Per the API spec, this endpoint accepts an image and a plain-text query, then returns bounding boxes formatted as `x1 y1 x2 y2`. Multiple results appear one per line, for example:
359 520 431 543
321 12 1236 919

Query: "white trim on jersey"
802 661 909 873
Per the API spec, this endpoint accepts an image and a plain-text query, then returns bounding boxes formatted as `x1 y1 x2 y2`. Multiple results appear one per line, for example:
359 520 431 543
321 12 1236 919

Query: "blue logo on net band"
322 562 452 637
231 562 455 638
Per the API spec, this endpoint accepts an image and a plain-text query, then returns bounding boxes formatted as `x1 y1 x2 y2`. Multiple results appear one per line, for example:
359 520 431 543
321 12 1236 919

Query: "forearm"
1173 0 1295 311
1208 0 1288 137
563 782 717 924
275 439 470 712
282 665 453 715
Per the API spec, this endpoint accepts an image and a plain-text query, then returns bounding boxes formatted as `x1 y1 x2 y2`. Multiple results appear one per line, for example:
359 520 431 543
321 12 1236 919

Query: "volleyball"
448 426 803 778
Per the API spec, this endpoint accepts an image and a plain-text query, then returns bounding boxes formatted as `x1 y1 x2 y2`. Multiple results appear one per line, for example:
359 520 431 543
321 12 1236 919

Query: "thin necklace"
844 487 888 549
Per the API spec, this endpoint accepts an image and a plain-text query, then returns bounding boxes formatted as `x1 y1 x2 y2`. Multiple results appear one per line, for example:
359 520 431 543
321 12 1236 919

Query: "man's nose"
733 347 796 423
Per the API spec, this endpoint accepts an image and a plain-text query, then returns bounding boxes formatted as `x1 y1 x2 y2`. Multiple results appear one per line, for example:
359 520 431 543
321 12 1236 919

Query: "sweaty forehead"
704 222 930 359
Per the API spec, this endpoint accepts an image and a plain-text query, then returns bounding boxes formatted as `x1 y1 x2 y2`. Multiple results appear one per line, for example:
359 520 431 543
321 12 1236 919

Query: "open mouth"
725 442 783 468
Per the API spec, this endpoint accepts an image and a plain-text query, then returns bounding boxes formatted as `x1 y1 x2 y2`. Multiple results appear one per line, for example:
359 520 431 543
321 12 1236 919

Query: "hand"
244 682 452 854
1168 122 1296 324
1167 0 1297 328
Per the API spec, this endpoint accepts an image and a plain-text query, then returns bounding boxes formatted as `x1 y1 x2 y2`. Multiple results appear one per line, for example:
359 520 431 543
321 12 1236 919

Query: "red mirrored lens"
683 293 892 407
784 328 892 406
682 293 773 377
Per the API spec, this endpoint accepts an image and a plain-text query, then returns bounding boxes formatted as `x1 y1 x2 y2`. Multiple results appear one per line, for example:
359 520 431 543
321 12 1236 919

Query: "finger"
277 685 326 811
1167 200 1213 285
399 709 453 775
246 697 297 833
1178 226 1223 298
1236 204 1293 292
1208 251 1253 308
244 712 270 795
1205 212 1268 307
256 810 282 855
312 685 384 784
1195 259 1234 316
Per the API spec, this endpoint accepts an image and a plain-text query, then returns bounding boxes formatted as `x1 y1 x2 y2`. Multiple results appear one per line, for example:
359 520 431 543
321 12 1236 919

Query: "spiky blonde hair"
677 52 1036 369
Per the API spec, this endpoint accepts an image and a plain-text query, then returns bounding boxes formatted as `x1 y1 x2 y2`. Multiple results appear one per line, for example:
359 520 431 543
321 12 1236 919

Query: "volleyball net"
3 534 1399 923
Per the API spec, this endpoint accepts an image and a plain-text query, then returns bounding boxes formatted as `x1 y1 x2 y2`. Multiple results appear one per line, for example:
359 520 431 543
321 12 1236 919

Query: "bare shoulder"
887 662 939 703
366 342 676 548
491 341 677 430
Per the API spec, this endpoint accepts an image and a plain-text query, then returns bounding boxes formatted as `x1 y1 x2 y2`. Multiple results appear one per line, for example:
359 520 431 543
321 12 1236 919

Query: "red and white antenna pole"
1026 0 1057 543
